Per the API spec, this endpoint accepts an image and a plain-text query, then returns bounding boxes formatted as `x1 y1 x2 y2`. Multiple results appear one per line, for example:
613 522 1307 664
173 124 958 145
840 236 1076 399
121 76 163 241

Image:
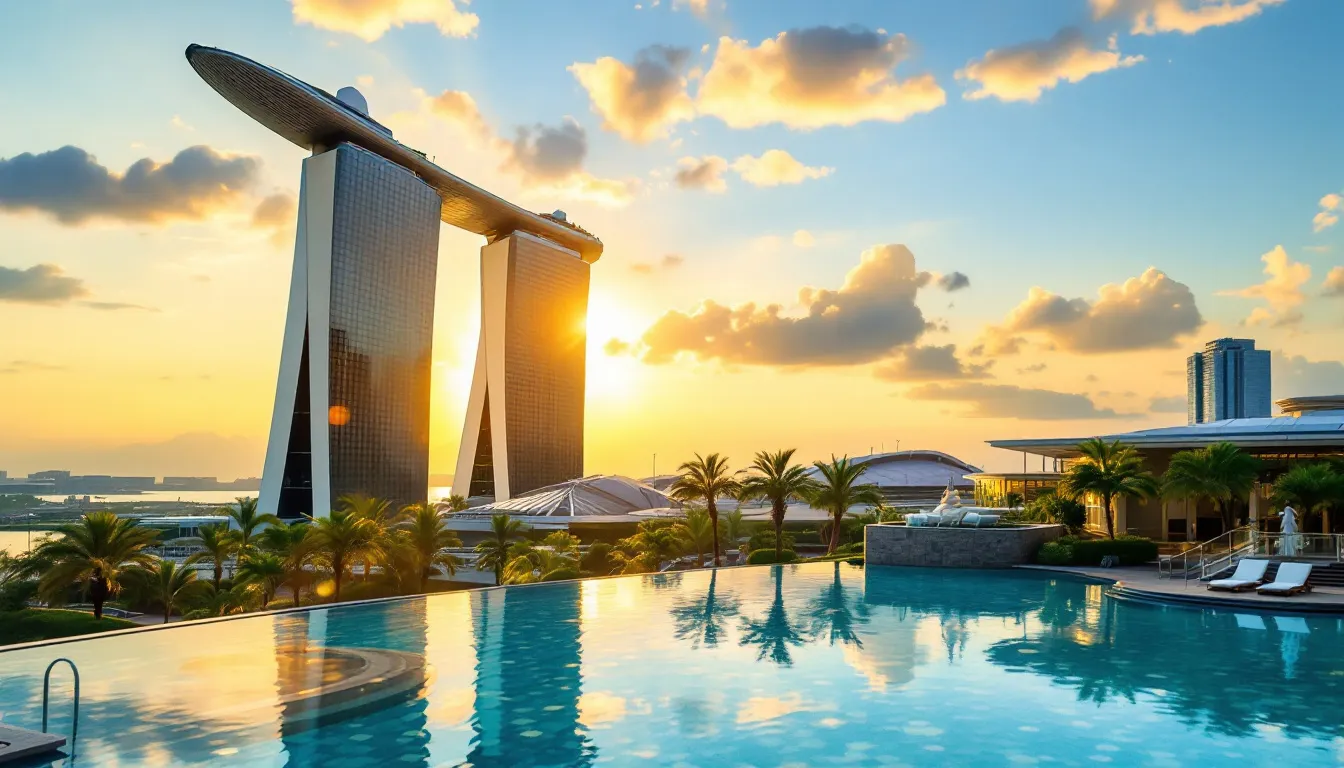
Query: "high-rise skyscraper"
1186 338 1271 424
454 231 591 501
187 45 602 518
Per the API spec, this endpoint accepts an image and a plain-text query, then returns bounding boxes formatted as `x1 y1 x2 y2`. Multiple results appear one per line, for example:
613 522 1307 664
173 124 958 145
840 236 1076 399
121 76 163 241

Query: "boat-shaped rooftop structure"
185 44 602 262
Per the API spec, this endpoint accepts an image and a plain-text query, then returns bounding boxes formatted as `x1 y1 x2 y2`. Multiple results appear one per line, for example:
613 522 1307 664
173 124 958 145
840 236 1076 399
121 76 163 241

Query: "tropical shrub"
835 542 864 556
580 542 616 575
1023 495 1087 533
1042 536 1157 566
1035 541 1074 566
746 529 794 553
746 549 798 565
541 567 580 582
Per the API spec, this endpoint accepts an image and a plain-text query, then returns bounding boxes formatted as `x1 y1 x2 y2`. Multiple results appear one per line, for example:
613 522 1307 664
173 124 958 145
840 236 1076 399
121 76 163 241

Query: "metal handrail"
42 657 80 750
1159 526 1344 584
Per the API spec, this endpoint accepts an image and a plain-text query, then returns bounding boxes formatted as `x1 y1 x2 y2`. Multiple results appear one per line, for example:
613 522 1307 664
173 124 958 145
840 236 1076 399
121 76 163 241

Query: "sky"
1 0 1342 480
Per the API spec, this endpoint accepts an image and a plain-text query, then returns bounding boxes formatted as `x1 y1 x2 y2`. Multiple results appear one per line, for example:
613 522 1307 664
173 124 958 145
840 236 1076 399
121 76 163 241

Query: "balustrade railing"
1158 525 1344 585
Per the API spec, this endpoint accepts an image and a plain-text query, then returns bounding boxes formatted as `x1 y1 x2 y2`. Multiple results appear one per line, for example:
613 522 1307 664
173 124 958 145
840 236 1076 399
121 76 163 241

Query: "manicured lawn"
0 609 136 646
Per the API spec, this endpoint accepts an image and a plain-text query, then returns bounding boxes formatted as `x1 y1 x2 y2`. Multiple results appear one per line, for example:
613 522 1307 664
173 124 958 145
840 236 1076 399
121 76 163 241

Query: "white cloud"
1323 266 1344 297
792 230 815 248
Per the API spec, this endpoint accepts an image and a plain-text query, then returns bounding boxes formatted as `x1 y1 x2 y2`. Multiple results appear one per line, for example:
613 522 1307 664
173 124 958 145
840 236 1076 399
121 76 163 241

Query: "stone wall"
865 523 1064 569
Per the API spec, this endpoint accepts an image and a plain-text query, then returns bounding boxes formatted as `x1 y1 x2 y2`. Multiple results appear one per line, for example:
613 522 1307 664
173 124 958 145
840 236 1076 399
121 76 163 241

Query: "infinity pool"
1 564 1342 766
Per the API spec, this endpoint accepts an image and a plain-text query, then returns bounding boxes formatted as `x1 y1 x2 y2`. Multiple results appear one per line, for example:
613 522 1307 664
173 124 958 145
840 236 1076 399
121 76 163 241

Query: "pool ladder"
42 658 80 752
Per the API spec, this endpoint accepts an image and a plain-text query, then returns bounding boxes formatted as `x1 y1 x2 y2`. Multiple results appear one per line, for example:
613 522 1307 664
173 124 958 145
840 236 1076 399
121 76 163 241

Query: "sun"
585 290 641 401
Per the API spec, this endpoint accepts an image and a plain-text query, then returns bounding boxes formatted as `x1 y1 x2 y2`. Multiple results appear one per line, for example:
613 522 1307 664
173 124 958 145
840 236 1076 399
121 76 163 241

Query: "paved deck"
1020 564 1344 614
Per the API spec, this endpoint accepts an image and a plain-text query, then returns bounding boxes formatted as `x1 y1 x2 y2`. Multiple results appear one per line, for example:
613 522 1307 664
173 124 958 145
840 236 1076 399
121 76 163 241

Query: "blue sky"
1 0 1341 477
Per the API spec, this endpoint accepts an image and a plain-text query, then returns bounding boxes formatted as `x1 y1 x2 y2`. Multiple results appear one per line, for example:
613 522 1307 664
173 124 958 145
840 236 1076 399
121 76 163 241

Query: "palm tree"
669 570 740 648
31 511 160 604
502 542 577 584
399 504 463 592
740 449 817 559
721 508 748 553
442 494 470 513
680 509 715 567
739 566 806 665
226 497 279 553
237 553 286 607
670 453 740 567
337 493 399 582
809 457 882 554
307 509 382 602
1273 463 1344 533
258 520 312 605
181 581 256 620
189 522 239 587
124 558 205 624
1058 439 1159 540
474 514 526 586
806 561 869 647
1162 442 1260 532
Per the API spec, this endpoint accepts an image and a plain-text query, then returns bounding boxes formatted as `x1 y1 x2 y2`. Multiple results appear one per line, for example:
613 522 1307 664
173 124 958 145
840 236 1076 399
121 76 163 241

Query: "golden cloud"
570 46 696 144
958 29 1143 103
1325 266 1344 297
731 150 833 187
697 26 946 130
1314 192 1341 233
675 155 729 193
291 0 478 41
1219 245 1310 326
981 267 1202 353
1091 0 1286 36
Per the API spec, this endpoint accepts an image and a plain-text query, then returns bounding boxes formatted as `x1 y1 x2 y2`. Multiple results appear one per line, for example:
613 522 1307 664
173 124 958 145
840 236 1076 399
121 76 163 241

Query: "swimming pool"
1 563 1341 766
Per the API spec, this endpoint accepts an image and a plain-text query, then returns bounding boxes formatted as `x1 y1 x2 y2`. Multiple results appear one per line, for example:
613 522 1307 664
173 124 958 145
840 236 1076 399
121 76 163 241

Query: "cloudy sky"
1 0 1342 479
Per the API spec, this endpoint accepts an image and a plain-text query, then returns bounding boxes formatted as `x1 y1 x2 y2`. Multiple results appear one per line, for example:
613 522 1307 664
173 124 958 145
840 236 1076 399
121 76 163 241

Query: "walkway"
1020 564 1344 614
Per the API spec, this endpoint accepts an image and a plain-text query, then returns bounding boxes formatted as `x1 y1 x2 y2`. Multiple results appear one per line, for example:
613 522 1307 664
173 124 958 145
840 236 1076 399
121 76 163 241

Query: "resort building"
1187 338 1270 425
965 472 1062 508
186 45 601 519
802 450 981 508
989 395 1344 542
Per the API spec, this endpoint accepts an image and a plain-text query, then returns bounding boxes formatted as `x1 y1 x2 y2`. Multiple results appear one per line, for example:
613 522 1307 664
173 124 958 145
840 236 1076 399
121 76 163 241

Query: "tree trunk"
292 582 301 606
333 558 343 602
774 501 784 558
214 564 222 588
163 601 171 624
708 500 721 568
1104 493 1116 540
828 509 843 554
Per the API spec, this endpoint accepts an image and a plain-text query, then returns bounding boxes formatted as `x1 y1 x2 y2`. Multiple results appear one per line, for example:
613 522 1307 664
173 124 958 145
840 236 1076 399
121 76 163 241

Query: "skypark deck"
185 44 603 262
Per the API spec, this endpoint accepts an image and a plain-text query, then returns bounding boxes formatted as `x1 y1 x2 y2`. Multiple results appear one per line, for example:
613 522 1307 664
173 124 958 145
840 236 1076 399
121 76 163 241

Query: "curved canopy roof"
185 44 602 262
456 475 681 519
991 406 1344 459
805 450 982 489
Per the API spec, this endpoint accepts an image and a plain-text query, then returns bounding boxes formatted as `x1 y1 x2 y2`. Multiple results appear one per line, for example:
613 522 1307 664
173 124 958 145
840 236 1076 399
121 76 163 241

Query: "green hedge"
0 609 136 646
746 549 799 565
1035 536 1157 566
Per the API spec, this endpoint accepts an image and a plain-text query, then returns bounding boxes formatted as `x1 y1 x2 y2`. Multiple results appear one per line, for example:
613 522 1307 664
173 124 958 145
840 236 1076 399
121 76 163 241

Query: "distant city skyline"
2 1 1343 478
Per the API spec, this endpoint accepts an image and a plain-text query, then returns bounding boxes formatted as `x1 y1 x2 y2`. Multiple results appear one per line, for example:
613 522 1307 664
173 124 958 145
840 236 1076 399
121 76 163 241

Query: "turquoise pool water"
1 564 1342 766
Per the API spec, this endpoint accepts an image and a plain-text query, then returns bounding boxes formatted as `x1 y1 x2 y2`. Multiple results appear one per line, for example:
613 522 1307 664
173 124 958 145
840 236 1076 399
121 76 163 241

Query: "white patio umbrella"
1280 505 1299 556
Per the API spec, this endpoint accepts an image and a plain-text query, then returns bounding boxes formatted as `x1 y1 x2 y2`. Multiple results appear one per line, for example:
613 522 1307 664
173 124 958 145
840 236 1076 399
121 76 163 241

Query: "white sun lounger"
1207 559 1269 592
1256 562 1313 596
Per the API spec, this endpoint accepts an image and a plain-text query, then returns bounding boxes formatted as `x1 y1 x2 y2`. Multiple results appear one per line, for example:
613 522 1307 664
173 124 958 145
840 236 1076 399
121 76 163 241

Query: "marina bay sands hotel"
187 45 600 518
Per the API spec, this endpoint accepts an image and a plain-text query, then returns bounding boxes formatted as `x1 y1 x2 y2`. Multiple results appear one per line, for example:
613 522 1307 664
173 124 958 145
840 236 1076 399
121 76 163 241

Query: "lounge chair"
961 512 981 527
1207 559 1269 592
975 514 1000 527
1256 562 1313 596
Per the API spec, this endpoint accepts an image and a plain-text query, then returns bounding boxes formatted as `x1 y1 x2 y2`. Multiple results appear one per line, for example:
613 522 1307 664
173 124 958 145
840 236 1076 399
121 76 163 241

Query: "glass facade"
277 143 441 518
1187 338 1271 424
501 235 589 496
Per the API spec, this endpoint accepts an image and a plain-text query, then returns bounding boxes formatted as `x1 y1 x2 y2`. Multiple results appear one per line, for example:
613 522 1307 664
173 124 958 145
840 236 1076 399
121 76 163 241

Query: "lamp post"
26 513 36 552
